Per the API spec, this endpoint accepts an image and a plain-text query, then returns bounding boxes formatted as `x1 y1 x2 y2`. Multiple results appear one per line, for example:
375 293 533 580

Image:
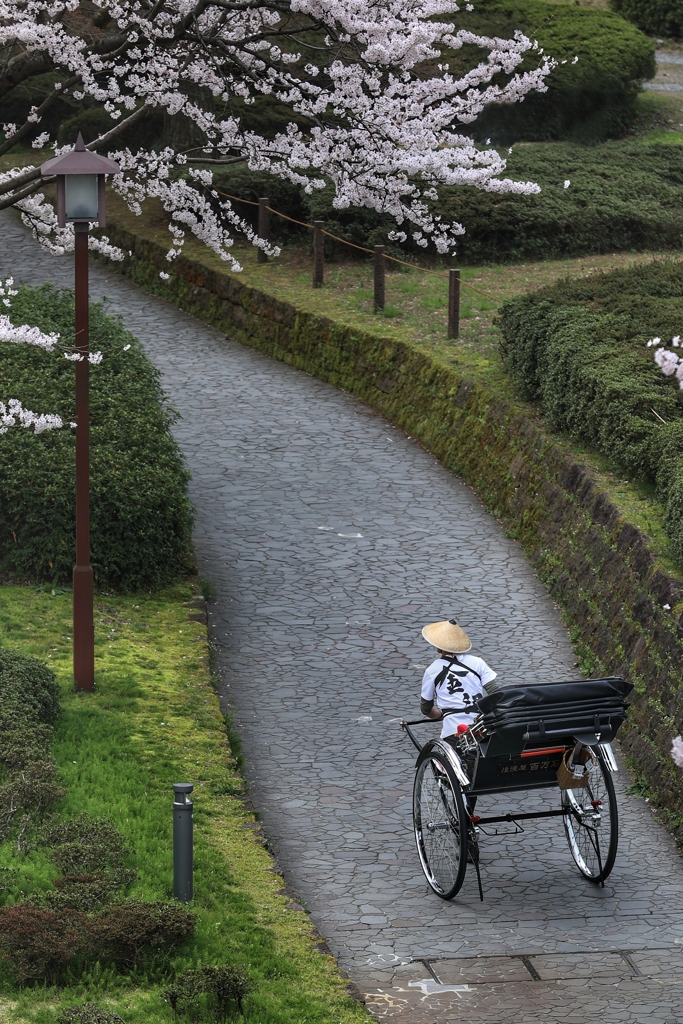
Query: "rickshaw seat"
474 676 632 757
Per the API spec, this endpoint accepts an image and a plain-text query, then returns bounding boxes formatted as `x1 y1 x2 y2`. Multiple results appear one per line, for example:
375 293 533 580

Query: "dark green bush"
499 260 683 560
0 648 60 725
0 285 194 591
0 650 62 846
0 905 84 982
454 0 655 143
88 900 196 969
610 0 683 39
166 964 253 1021
43 873 134 913
443 140 683 264
57 1005 126 1024
211 167 308 245
0 899 195 982
42 814 131 877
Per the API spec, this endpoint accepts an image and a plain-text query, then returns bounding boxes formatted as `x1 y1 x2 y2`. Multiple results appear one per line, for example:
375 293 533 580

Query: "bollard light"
173 783 194 902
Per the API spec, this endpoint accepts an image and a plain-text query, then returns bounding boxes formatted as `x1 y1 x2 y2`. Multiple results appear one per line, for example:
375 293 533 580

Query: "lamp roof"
41 133 120 176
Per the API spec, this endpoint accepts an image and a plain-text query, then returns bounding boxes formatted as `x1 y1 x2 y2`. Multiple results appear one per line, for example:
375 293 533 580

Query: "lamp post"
41 135 120 692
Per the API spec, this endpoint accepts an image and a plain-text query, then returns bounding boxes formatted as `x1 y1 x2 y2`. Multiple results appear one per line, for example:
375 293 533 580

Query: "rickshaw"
400 676 633 901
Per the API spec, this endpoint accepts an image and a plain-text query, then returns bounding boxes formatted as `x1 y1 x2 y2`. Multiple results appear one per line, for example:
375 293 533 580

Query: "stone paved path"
4 209 683 1022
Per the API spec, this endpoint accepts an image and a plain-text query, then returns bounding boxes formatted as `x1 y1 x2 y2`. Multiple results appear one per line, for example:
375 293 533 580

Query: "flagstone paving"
4 209 683 1022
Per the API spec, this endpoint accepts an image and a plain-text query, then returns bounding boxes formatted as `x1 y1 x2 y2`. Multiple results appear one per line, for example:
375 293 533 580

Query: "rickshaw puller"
419 618 497 813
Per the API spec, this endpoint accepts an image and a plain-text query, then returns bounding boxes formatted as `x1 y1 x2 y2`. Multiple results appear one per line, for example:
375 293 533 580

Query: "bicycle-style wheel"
413 745 468 900
562 746 618 883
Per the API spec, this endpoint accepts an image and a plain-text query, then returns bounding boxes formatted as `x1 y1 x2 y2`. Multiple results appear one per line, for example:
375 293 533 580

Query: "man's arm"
420 698 443 720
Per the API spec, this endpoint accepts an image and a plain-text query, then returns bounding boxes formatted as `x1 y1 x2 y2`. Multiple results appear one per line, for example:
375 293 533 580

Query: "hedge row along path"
2 207 683 1022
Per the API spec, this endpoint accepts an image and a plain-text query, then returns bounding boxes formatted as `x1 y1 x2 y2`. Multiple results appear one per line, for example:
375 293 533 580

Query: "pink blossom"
672 736 683 768
0 398 63 434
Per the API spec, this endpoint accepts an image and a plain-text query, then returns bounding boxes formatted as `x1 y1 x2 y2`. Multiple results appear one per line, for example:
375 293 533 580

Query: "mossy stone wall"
105 224 683 838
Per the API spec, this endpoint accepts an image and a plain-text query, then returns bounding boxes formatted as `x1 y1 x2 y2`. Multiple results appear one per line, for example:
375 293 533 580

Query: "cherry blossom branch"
0 0 565 260
0 399 64 434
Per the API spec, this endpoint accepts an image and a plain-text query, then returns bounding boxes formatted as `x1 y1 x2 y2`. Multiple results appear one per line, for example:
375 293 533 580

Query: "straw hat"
422 618 472 654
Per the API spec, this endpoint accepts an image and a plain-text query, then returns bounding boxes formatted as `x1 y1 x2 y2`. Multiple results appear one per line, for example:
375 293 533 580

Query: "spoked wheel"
413 744 468 900
562 746 618 883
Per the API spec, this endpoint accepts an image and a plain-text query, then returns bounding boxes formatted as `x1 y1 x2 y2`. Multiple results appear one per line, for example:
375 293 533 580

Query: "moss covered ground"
0 583 367 1024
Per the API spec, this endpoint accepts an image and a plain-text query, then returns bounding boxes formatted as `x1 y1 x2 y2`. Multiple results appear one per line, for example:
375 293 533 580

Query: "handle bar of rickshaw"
400 717 442 752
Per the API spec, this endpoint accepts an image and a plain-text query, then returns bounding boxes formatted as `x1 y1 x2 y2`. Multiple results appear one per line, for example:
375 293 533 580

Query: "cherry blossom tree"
0 0 555 432
0 0 555 273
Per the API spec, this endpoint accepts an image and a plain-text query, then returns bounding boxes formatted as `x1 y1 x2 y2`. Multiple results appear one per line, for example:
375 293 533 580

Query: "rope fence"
214 187 501 338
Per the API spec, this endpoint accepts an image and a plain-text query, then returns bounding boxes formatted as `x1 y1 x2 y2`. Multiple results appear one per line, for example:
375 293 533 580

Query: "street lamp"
41 134 120 692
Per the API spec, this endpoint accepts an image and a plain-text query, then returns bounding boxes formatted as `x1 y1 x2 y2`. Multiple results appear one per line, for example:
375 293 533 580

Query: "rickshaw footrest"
476 808 567 826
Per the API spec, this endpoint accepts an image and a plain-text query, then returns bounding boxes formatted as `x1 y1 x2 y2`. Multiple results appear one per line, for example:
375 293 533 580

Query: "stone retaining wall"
106 223 683 838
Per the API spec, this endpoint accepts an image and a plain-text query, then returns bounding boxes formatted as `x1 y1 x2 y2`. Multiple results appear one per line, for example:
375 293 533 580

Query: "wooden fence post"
374 245 385 312
313 220 324 287
448 268 461 339
257 197 269 264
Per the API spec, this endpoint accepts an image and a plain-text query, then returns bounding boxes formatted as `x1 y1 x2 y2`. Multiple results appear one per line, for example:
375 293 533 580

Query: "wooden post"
374 245 385 312
313 220 324 288
448 268 461 339
257 197 269 264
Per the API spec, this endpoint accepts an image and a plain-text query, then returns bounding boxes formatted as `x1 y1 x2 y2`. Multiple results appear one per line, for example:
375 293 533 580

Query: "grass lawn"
0 582 368 1024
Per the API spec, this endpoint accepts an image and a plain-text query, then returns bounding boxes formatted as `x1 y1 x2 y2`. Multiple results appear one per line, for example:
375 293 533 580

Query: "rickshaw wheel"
413 744 468 900
562 746 618 883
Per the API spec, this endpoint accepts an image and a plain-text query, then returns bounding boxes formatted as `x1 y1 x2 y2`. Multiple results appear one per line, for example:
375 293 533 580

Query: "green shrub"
0 900 195 982
42 873 133 913
610 0 683 39
0 284 194 591
166 964 253 1021
88 900 196 969
0 650 62 846
42 814 131 877
499 259 683 559
211 166 308 245
455 0 655 143
0 905 85 982
443 140 683 264
0 648 60 725
57 1005 125 1024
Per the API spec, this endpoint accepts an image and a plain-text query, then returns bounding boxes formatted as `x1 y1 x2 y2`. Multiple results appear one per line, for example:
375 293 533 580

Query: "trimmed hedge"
0 285 194 591
499 260 683 561
0 649 62 846
610 0 683 39
455 0 655 143
441 139 683 264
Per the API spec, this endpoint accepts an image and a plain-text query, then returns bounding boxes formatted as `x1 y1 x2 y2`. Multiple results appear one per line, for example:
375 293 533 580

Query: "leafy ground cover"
0 584 366 1024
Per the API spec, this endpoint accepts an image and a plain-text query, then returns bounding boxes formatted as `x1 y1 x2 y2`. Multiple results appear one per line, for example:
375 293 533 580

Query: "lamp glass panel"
65 175 99 220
